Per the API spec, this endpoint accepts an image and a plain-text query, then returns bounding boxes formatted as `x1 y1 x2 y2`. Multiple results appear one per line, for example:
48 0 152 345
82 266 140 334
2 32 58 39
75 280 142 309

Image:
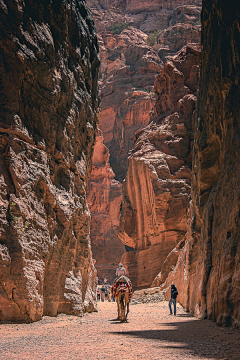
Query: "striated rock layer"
0 0 100 322
88 0 201 34
156 1 240 328
119 45 200 289
87 0 201 182
87 130 125 283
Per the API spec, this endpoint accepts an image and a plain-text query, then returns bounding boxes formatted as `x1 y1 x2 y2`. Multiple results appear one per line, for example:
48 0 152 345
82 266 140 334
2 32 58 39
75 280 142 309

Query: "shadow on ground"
109 319 238 359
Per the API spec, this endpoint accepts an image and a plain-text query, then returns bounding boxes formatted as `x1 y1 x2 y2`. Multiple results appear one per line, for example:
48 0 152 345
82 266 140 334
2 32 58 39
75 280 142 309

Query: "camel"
116 289 130 322
112 275 132 322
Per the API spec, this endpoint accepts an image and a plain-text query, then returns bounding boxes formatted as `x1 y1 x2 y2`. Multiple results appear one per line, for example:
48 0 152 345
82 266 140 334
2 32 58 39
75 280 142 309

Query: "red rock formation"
0 0 100 322
85 0 201 282
87 130 125 282
154 24 200 62
155 1 240 328
99 28 162 181
119 44 200 289
88 1 201 33
86 1 201 182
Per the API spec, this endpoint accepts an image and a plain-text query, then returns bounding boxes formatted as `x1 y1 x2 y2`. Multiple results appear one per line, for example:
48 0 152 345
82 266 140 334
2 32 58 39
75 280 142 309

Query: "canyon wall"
85 0 201 283
87 130 125 282
155 1 240 328
87 0 201 182
186 0 240 327
119 44 200 289
0 0 100 322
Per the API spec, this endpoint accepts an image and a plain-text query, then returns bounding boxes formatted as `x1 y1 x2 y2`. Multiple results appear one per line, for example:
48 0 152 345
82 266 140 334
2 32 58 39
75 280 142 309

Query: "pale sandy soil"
0 301 239 360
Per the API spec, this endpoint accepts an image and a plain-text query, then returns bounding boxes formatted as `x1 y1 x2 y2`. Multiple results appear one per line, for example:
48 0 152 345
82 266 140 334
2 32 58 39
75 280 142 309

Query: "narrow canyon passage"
0 302 239 360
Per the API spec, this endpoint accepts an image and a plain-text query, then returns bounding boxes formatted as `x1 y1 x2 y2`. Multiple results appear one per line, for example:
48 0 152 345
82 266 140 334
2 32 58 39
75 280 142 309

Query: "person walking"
169 284 178 315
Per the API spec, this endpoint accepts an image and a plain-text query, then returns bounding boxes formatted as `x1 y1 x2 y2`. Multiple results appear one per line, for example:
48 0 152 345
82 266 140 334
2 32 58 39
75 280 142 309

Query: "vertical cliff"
186 0 240 327
87 130 125 282
87 0 201 182
84 0 201 284
158 1 240 328
119 45 200 289
0 0 100 322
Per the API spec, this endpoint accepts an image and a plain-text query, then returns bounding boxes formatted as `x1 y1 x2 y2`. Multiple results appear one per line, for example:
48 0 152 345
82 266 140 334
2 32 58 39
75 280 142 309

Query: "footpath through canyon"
1 301 240 360
0 3 240 358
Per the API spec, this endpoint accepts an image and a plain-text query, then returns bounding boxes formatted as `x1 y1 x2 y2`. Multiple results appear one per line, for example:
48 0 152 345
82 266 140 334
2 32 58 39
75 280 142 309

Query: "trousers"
169 298 176 315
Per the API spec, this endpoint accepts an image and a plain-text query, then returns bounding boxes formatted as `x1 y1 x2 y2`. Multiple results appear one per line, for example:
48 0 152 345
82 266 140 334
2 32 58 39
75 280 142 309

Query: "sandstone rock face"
0 0 100 322
186 1 240 327
87 0 201 182
88 1 201 33
119 45 200 289
100 29 161 181
157 1 240 328
87 130 125 282
155 24 200 61
85 0 201 283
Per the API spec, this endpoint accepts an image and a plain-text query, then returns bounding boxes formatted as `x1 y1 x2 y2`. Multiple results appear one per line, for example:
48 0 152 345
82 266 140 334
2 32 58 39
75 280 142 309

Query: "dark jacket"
171 285 178 299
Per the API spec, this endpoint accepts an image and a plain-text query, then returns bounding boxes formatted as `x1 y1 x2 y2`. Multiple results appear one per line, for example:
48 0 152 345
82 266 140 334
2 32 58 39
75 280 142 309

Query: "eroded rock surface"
88 0 201 34
87 130 125 282
0 0 100 322
157 1 240 328
87 0 201 182
119 45 200 289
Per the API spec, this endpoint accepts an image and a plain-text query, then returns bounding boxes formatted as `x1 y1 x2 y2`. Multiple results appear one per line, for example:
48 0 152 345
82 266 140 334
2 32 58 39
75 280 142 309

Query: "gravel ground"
0 301 239 360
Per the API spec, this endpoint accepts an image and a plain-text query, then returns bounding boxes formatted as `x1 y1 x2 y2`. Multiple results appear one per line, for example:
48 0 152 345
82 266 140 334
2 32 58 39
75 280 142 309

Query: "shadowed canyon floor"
0 302 239 360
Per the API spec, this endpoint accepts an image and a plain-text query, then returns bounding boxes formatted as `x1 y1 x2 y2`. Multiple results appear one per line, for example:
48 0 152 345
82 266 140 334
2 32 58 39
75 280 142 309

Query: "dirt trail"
0 301 239 360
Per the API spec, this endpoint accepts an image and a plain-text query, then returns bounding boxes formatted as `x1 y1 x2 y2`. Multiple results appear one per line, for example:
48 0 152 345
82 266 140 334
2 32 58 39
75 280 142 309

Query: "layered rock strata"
88 1 201 34
156 1 240 328
99 29 161 181
119 45 200 289
87 130 125 282
85 0 201 282
87 0 201 182
0 0 100 322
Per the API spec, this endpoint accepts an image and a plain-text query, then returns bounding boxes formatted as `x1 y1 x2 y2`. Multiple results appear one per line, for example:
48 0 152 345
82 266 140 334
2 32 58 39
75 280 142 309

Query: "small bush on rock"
146 30 162 46
110 22 128 35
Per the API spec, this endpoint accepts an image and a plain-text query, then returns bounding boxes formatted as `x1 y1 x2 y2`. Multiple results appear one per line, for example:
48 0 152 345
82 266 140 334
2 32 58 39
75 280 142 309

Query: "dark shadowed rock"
158 1 240 329
0 0 100 322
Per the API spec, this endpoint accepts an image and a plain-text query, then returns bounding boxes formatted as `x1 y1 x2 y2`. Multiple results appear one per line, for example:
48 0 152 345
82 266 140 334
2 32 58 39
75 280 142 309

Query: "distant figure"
101 287 105 302
116 263 127 278
96 287 100 301
169 284 178 315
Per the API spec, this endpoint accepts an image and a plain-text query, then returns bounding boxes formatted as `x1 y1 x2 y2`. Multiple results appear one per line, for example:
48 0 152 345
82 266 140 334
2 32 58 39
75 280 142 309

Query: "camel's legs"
116 292 130 322
126 300 129 318
117 297 121 320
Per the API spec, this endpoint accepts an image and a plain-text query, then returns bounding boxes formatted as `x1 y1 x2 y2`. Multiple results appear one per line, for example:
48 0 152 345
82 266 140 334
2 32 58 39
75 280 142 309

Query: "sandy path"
0 301 239 360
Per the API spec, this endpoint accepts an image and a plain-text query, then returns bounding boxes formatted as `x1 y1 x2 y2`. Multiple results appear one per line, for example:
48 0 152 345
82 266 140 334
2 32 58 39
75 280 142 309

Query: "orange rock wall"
85 0 201 282
87 131 125 283
87 1 201 182
119 45 200 289
99 29 161 181
0 0 100 322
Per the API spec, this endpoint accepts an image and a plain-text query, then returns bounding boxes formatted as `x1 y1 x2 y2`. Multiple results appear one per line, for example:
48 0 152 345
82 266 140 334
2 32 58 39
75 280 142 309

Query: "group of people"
97 263 179 315
96 263 128 302
96 285 115 302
